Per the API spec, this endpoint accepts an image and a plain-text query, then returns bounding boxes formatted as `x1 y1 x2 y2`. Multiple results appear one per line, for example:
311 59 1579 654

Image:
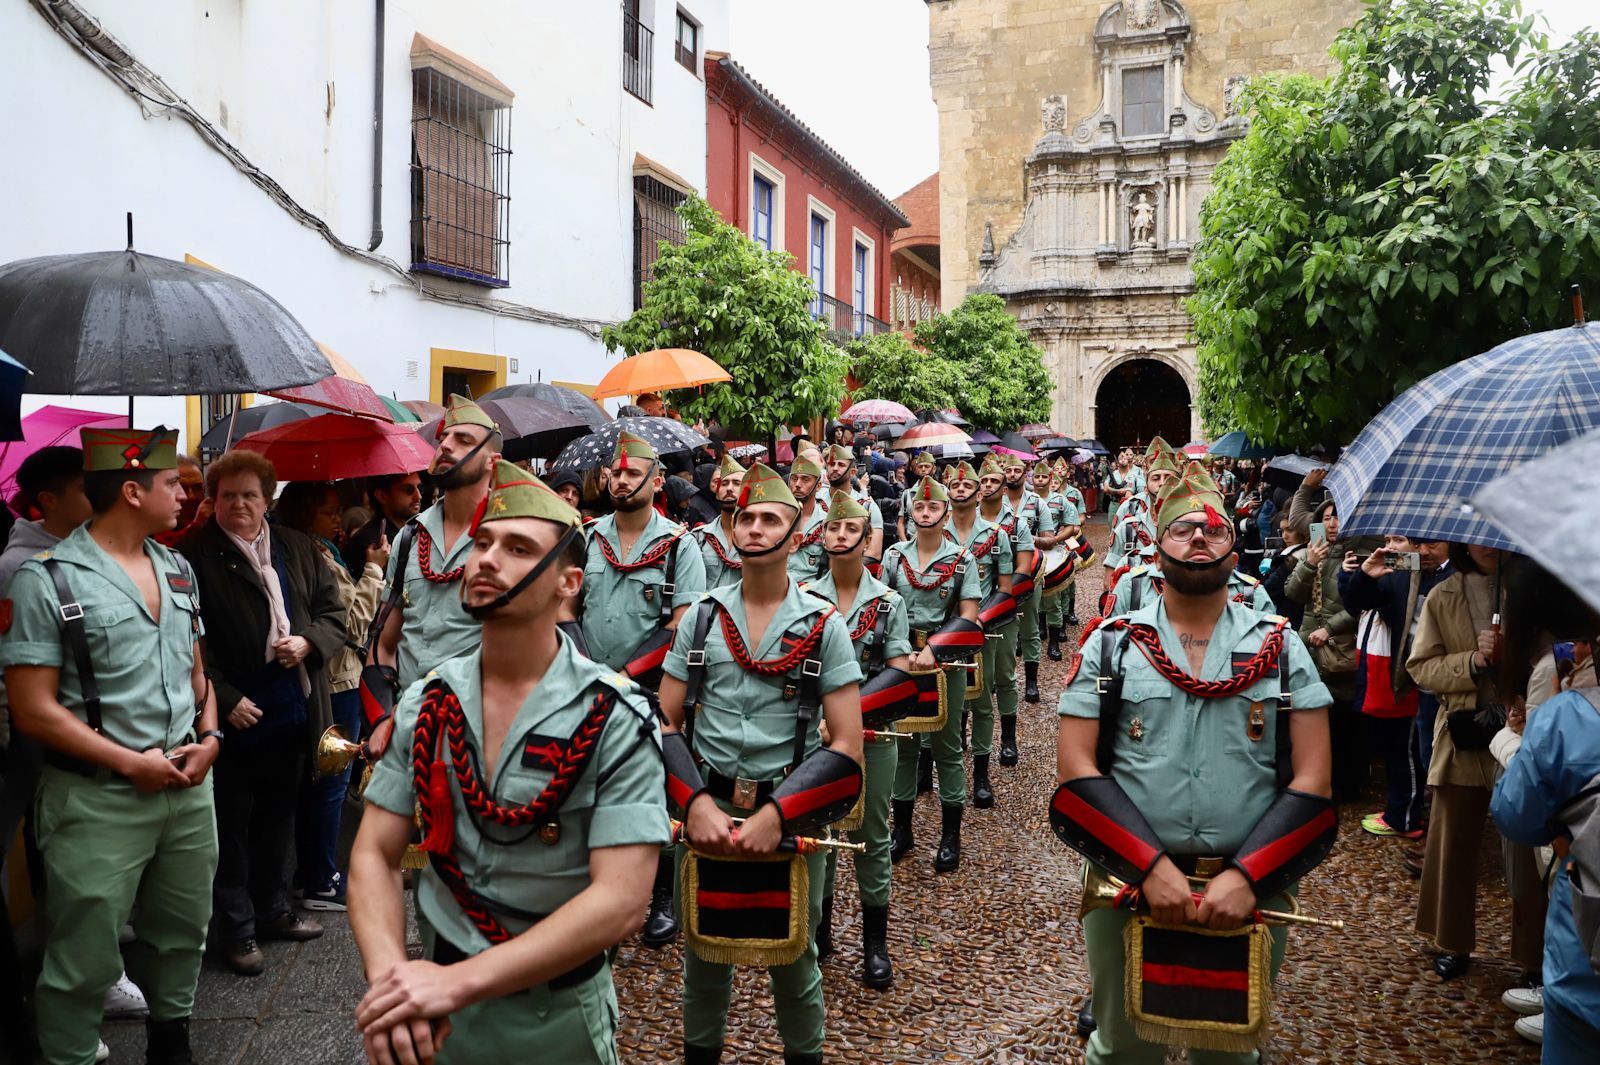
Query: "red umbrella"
265 376 393 421
898 421 972 449
1017 423 1057 442
234 413 434 481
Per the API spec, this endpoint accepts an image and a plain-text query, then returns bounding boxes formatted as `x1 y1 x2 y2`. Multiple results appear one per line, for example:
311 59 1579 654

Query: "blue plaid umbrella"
1326 322 1600 549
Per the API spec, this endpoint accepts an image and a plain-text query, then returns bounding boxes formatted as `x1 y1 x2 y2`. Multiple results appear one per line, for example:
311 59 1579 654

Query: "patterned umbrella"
1327 322 1600 548
898 421 971 449
1018 423 1057 442
1471 427 1600 616
727 442 767 461
481 381 610 430
548 416 711 471
841 398 914 424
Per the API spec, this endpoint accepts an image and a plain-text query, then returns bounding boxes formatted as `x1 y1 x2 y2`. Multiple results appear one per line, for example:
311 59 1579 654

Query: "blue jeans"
295 689 361 893
1415 692 1440 773
1544 999 1600 1064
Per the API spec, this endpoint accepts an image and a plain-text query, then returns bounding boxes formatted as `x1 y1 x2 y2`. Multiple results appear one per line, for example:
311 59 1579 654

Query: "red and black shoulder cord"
415 527 465 584
595 529 683 573
894 549 966 592
848 598 882 642
716 602 835 675
1072 615 1288 698
411 677 617 945
702 530 743 571
798 520 826 548
968 525 1005 560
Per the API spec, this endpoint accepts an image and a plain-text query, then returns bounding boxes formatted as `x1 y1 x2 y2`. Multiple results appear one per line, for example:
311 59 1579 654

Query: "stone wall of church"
927 0 1361 311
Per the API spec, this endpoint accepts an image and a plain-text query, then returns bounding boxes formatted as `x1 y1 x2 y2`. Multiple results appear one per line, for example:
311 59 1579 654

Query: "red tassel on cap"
418 759 455 857
1204 503 1225 530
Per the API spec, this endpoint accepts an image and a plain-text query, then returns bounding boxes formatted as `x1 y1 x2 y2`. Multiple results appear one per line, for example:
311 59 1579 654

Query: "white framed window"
748 152 786 251
674 8 699 74
850 228 876 334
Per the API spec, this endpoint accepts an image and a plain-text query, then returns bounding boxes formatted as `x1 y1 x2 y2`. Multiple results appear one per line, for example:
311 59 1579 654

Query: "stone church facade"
926 0 1361 446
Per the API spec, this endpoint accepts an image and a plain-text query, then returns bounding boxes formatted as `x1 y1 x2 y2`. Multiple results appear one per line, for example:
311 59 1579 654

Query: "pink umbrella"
1182 441 1209 457
841 398 914 424
0 405 127 503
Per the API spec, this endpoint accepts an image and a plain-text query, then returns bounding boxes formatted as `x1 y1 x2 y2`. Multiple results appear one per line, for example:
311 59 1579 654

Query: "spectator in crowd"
1491 559 1600 1058
340 472 421 577
340 505 371 545
1262 514 1308 629
153 454 210 548
274 481 387 913
545 468 584 512
1102 450 1136 515
635 392 666 418
1286 498 1364 800
179 452 347 976
1406 541 1513 980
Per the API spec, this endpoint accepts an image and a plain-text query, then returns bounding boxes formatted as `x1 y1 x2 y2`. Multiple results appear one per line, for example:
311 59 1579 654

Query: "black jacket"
180 519 348 743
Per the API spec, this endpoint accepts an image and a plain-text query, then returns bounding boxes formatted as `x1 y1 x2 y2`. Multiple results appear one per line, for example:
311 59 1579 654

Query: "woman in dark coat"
179 451 347 977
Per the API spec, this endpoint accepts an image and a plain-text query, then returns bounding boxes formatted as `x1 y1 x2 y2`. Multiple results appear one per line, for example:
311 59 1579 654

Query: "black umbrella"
548 417 711 471
1083 439 1110 455
1263 454 1330 491
0 240 331 396
417 397 591 463
480 382 611 431
1037 436 1077 453
914 409 970 427
871 422 910 441
199 401 323 455
996 431 1038 459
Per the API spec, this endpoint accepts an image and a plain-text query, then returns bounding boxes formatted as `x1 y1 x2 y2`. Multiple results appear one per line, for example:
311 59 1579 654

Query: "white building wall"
0 0 727 446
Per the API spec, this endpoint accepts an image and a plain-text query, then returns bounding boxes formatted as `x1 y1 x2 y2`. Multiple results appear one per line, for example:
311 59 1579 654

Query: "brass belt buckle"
732 777 759 810
1193 856 1225 880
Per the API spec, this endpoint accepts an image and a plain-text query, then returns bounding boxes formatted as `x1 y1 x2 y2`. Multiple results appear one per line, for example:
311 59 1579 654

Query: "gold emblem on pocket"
1248 701 1267 742
539 821 561 846
1129 717 1145 742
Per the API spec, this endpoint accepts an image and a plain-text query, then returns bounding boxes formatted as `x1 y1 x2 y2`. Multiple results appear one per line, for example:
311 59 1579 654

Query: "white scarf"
224 522 309 695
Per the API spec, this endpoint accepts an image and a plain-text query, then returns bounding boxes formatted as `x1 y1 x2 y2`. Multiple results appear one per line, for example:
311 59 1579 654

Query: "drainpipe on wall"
367 0 385 251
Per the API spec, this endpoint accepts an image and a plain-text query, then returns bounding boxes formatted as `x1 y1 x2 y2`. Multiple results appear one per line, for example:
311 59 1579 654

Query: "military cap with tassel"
1155 461 1233 539
438 394 497 439
823 488 870 523
737 462 800 511
81 426 179 471
789 453 824 481
712 453 745 486
612 430 658 469
471 460 582 535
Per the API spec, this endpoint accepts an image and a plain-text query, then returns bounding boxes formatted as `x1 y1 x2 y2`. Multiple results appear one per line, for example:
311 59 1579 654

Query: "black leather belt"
705 769 782 810
432 933 606 991
1167 854 1229 878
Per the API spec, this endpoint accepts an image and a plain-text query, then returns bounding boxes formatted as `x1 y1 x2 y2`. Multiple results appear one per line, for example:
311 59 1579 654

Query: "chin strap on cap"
767 747 862 834
1049 776 1167 884
1229 788 1339 899
461 526 581 619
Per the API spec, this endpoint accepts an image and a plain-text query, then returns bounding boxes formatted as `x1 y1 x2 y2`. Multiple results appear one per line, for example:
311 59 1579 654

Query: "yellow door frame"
429 347 507 403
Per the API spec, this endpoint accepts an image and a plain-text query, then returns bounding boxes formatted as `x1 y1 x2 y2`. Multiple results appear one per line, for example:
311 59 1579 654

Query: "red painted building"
890 172 941 337
704 52 907 338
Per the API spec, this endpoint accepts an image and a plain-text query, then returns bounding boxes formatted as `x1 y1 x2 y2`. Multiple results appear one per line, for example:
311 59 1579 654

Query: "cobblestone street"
98 523 1542 1064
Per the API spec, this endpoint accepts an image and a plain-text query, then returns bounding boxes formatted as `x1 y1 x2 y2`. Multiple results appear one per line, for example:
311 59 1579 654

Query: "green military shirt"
387 503 480 691
879 538 980 632
1106 496 1157 571
840 482 885 533
800 571 912 678
663 582 860 782
945 514 1013 600
581 511 706 671
997 499 1037 560
1009 490 1054 539
1058 600 1331 856
365 636 669 953
0 524 202 753
694 520 743 591
787 504 828 582
1062 485 1087 523
1108 559 1277 617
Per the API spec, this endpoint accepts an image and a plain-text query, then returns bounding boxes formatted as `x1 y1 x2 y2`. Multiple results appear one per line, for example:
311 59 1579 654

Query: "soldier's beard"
718 498 736 513
1157 548 1235 596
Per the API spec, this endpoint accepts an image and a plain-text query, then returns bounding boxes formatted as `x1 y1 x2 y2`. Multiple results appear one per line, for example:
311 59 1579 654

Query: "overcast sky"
729 0 1594 201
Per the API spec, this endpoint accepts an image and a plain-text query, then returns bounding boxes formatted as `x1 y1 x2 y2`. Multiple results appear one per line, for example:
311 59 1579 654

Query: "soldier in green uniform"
695 455 745 590
1057 466 1089 626
946 460 1014 808
821 444 884 561
370 395 502 755
580 430 706 947
1105 439 1179 576
884 476 980 872
1052 468 1337 1063
981 455 1032 768
657 463 864 1065
785 453 828 582
802 491 911 989
3 427 222 1065
350 460 668 1065
1038 461 1075 661
1003 454 1054 703
895 452 937 542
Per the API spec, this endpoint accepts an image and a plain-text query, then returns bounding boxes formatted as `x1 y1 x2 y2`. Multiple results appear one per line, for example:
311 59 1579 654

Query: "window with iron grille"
623 1 654 103
410 67 512 287
1121 66 1165 138
634 175 687 310
675 9 699 73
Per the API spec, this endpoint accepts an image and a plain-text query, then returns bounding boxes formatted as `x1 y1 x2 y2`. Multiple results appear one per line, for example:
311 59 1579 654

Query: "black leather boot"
1076 998 1097 1037
972 755 994 808
684 1043 724 1065
146 1018 195 1065
861 904 893 990
815 894 834 961
1066 585 1080 625
890 799 915 863
642 851 679 948
916 745 933 794
934 803 963 873
999 715 1019 766
1024 661 1040 703
783 1055 824 1065
1047 625 1062 661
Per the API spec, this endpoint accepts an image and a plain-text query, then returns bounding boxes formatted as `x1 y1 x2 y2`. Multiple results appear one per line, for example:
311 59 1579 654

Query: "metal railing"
813 293 889 337
623 9 654 104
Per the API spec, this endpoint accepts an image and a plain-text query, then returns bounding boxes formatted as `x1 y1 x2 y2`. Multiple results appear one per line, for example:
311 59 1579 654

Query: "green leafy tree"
1190 0 1600 448
603 196 848 444
846 294 1053 430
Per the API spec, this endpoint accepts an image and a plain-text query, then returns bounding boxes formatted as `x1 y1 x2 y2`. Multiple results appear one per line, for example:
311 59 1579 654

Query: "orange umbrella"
591 348 731 401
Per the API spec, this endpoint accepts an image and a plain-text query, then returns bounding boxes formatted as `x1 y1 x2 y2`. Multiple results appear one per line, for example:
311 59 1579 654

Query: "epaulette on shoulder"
31 550 51 561
1234 570 1261 587
1128 563 1154 578
1263 613 1289 626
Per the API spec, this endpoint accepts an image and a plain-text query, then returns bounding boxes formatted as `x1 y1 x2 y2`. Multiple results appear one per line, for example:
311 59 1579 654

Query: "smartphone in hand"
1309 522 1326 546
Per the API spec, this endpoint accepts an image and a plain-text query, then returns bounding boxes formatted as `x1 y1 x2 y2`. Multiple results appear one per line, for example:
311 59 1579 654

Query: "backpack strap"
680 598 719 745
657 530 683 626
868 596 891 678
1094 624 1127 774
41 559 100 734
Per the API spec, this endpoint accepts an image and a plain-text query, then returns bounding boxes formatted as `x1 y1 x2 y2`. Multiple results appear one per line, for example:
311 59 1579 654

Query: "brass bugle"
862 729 914 741
314 725 368 779
670 820 867 854
1083 873 1345 931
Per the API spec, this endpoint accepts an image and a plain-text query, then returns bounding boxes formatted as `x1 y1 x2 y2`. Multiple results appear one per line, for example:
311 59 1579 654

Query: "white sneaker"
1502 985 1543 1015
1514 1012 1544 1044
95 1039 110 1063
102 972 148 1018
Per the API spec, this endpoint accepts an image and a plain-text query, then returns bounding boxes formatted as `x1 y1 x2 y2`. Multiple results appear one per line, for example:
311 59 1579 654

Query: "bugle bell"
315 725 368 779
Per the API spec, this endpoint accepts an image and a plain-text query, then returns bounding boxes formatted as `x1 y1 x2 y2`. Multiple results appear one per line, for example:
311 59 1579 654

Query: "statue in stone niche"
1041 94 1067 133
1126 0 1160 31
1129 191 1156 247
1223 75 1248 119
